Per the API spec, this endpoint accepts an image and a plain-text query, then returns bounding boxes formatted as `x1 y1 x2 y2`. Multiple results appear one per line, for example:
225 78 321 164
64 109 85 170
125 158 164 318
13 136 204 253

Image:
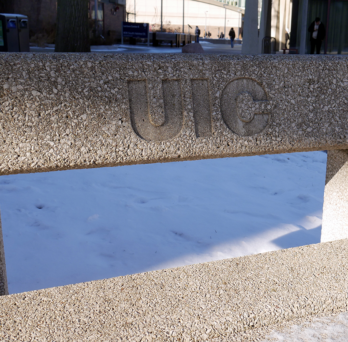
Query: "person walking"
195 26 201 43
229 27 236 48
308 17 326 54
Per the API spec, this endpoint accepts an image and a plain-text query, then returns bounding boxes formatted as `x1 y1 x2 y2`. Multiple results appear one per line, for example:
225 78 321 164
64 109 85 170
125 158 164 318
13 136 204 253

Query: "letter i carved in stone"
191 79 213 138
128 79 184 141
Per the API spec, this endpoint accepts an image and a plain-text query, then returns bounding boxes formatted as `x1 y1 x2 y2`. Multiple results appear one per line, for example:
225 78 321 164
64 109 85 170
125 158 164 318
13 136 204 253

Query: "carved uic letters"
221 78 271 136
191 79 213 138
128 77 270 141
128 79 183 141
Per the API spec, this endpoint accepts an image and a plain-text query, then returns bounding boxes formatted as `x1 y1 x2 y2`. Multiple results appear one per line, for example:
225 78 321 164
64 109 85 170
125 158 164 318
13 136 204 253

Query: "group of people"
194 17 324 53
194 26 236 48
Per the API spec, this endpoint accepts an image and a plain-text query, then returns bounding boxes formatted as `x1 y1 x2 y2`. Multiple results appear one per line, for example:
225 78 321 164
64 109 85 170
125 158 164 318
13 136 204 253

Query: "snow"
263 312 348 341
0 151 327 294
195 40 212 44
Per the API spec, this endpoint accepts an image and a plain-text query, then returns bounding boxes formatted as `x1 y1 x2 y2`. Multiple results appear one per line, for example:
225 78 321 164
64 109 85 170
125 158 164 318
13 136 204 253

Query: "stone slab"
0 54 347 176
0 239 347 341
322 149 348 242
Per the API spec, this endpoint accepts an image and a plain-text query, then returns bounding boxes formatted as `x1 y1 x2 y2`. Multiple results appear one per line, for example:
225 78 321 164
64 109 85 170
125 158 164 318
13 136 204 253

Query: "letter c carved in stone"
221 78 271 136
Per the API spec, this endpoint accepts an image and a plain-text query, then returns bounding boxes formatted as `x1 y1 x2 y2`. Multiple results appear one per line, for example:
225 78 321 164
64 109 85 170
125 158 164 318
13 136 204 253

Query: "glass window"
307 0 348 54
327 0 348 54
91 1 104 33
0 20 4 47
91 2 104 21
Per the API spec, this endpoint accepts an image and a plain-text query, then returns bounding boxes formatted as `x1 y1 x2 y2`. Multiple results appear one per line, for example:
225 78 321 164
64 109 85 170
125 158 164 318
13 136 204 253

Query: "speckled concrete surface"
0 54 347 175
322 150 348 242
0 239 347 341
1 54 348 339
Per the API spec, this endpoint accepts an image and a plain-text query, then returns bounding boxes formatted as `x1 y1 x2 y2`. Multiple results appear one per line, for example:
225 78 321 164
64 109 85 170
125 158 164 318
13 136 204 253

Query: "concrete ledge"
182 43 205 53
0 54 347 176
0 239 347 341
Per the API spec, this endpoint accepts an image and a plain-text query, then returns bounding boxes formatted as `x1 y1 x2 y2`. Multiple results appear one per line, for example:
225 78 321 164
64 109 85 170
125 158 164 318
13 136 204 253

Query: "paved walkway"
29 42 242 54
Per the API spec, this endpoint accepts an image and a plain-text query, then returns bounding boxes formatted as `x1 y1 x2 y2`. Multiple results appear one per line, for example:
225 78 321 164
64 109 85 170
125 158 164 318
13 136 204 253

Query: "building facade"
289 0 348 54
128 0 244 39
2 0 345 53
0 0 126 44
243 0 347 54
0 0 56 37
90 0 126 41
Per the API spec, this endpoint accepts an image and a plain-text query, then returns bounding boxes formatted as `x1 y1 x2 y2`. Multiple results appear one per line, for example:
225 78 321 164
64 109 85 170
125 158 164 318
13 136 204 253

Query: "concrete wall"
0 54 347 175
0 53 348 302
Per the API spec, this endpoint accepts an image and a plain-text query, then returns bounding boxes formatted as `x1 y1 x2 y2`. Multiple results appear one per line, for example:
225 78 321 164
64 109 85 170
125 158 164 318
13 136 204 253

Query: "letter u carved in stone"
128 79 183 141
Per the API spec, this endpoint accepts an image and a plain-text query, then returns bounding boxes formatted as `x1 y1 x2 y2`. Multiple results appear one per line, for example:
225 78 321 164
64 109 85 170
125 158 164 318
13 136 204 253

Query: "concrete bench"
282 48 299 54
154 32 177 43
150 32 178 47
0 53 348 339
149 32 195 47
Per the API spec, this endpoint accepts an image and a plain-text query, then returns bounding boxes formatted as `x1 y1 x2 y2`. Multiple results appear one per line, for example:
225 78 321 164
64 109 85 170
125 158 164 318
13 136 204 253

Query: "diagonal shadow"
271 226 321 249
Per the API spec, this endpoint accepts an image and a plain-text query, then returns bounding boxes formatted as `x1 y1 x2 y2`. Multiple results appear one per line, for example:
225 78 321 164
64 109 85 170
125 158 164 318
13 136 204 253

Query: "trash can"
18 15 29 52
0 13 29 52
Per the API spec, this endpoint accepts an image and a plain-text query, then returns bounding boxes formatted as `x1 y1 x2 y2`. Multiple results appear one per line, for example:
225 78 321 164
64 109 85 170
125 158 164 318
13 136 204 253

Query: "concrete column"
299 0 309 54
258 0 272 53
0 211 8 296
278 0 286 50
238 13 242 39
271 0 280 51
259 0 268 53
321 150 348 242
242 0 259 54
290 0 300 48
